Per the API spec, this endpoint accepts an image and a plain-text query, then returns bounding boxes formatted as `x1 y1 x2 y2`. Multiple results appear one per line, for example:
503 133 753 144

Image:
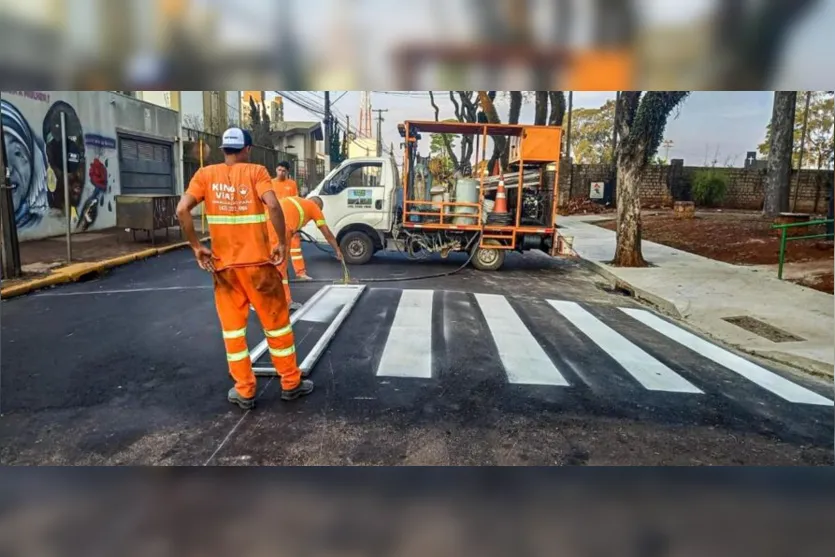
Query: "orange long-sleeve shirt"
186 163 274 270
272 177 299 199
267 196 326 249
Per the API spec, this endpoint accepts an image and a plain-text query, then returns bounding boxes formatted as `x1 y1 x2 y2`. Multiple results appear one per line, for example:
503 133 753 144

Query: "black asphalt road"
1 243 832 465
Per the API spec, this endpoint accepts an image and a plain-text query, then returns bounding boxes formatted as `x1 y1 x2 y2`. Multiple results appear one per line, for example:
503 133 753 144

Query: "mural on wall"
42 101 87 216
1 100 50 229
1 94 117 236
81 133 117 231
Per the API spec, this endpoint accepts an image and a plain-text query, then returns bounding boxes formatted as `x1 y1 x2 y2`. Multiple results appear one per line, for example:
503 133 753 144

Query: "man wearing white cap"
176 127 314 410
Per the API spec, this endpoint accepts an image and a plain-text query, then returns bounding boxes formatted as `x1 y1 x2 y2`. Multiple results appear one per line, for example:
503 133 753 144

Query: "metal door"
118 135 174 194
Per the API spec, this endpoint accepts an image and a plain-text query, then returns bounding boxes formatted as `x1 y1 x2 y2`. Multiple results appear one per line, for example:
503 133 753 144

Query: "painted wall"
348 137 376 158
1 90 180 242
138 90 170 109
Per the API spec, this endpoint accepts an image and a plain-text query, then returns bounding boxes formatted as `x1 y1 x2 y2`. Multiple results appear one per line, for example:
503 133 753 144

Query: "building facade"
136 91 241 134
2 90 181 241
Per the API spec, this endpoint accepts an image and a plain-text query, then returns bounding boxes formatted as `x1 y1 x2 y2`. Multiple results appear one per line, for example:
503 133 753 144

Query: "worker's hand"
271 243 287 266
194 245 216 272
335 249 344 262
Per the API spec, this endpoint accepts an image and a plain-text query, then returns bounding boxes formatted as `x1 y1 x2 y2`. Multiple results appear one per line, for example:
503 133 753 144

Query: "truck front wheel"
340 231 375 265
471 239 505 271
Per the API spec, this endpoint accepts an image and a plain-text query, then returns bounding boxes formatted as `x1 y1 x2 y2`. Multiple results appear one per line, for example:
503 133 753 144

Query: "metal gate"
118 135 174 195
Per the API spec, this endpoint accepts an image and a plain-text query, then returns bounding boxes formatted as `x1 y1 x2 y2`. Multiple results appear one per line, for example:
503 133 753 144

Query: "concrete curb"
575 256 683 319
576 254 834 379
747 349 834 380
1 239 206 300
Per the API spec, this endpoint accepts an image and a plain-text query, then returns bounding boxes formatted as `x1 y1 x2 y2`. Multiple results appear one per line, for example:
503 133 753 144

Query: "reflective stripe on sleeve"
269 345 296 358
265 324 293 338
227 349 250 362
290 248 303 253
291 256 304 261
287 197 305 231
207 214 267 225
222 327 247 339
282 279 289 284
315 219 326 226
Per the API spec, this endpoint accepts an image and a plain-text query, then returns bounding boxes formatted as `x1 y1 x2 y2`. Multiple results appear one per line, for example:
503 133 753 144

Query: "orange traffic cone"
493 176 508 215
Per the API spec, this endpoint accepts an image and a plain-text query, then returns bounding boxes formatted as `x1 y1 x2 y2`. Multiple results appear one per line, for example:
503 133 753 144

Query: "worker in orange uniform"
176 128 314 410
272 161 311 281
268 195 343 311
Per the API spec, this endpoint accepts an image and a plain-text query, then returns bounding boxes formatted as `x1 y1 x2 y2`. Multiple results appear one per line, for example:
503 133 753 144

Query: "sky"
271 91 777 167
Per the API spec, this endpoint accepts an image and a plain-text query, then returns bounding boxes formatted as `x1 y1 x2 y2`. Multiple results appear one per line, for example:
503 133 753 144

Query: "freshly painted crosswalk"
475 293 570 386
278 287 833 409
550 300 702 394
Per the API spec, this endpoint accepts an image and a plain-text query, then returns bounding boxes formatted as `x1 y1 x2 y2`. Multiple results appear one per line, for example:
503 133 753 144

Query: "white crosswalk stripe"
376 289 434 378
475 293 569 386
291 287 833 408
549 301 702 393
621 307 833 406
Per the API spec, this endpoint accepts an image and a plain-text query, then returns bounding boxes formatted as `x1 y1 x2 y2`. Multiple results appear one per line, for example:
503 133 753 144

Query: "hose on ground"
288 230 483 284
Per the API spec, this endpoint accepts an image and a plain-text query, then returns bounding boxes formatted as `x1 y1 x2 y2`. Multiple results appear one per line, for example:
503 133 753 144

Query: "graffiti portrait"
42 101 87 217
1 100 50 229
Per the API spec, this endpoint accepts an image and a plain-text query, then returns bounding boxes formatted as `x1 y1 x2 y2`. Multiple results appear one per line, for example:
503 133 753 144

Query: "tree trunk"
611 91 689 267
500 91 524 170
534 91 548 125
508 91 523 124
763 91 797 216
479 91 506 173
428 91 460 170
713 0 818 88
548 91 566 125
612 157 646 267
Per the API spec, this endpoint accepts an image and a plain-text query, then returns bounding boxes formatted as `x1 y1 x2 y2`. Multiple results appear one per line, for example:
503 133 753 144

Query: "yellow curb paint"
0 237 208 300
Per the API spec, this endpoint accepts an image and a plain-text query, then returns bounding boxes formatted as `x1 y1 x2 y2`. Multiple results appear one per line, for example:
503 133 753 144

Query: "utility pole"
373 108 388 156
0 91 22 280
345 115 350 158
662 139 675 161
323 91 331 172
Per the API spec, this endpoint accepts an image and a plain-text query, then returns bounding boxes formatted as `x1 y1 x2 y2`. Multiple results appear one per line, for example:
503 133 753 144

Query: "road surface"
1 243 832 465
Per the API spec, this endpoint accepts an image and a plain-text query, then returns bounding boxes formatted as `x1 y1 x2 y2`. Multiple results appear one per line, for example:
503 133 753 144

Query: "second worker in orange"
268 194 343 310
272 161 311 281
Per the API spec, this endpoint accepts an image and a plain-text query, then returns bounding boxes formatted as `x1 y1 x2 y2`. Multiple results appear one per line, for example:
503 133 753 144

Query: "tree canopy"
758 91 834 169
569 100 617 164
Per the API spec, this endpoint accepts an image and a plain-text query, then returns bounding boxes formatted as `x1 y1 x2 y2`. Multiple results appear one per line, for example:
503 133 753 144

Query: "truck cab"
303 156 400 264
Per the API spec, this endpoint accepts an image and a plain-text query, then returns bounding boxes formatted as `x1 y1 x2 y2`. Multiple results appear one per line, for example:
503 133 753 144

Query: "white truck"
302 120 571 271
302 155 403 266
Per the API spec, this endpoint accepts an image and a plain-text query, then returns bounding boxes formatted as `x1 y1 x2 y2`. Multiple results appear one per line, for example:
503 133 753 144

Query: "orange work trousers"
212 264 301 397
289 232 306 276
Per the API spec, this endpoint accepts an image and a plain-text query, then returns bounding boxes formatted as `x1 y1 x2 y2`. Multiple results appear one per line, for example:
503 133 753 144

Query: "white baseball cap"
220 127 253 149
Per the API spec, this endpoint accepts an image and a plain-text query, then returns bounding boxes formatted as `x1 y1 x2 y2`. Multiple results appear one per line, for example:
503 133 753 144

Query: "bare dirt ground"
595 210 833 294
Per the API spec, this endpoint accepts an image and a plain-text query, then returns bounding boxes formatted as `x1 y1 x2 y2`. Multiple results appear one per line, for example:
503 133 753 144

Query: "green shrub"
691 168 728 207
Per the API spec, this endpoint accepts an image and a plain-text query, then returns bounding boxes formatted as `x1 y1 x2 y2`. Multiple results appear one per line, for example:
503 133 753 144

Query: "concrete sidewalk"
2 222 207 299
559 215 834 377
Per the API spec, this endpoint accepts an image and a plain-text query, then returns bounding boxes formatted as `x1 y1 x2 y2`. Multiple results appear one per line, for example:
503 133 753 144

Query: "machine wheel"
340 231 375 265
471 240 505 271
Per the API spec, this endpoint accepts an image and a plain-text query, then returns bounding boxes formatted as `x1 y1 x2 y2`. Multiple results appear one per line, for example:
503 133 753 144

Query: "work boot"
289 301 303 312
228 388 255 410
281 379 314 401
